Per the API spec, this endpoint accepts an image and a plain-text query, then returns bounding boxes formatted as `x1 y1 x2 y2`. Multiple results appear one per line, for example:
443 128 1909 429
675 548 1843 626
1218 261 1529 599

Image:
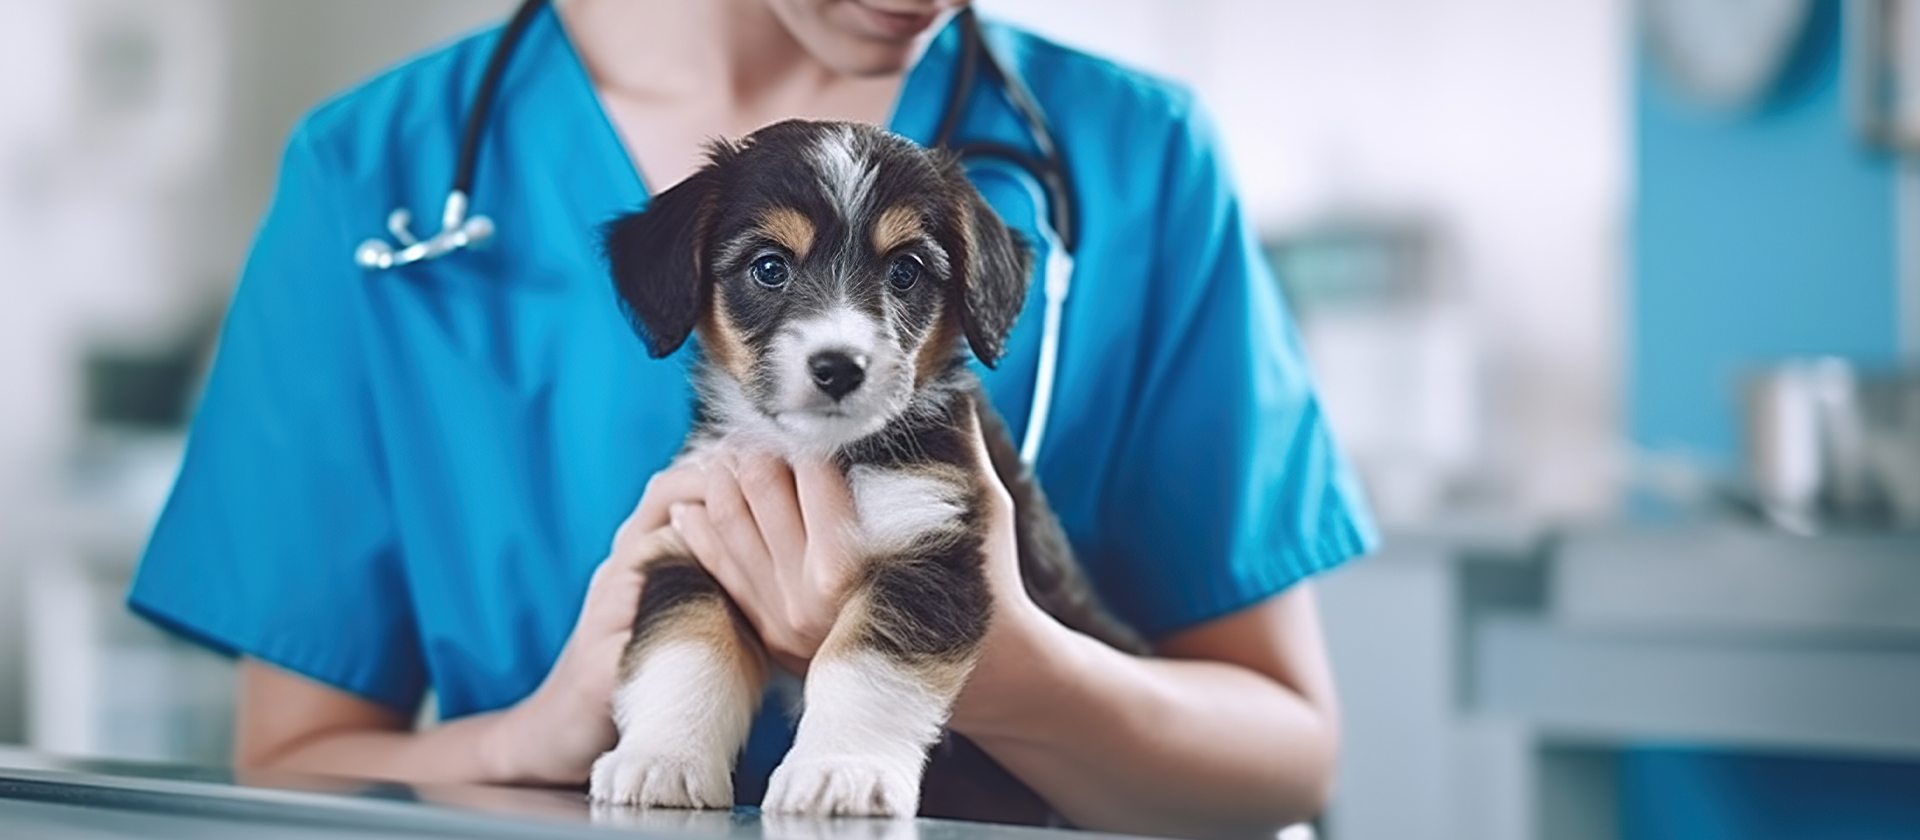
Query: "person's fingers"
594 527 691 644
960 401 1015 519
669 503 766 635
574 556 631 635
627 461 710 539
732 453 807 562
669 503 728 580
703 454 774 570
790 457 863 621
792 457 857 543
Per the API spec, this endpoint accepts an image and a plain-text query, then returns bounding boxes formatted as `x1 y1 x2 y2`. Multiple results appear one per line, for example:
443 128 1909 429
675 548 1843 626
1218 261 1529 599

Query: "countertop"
1315 517 1920 840
0 748 1155 840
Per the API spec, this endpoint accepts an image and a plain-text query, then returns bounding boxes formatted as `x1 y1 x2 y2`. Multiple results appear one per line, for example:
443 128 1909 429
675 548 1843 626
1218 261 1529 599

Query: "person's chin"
837 49 918 77
844 0 944 41
807 35 919 77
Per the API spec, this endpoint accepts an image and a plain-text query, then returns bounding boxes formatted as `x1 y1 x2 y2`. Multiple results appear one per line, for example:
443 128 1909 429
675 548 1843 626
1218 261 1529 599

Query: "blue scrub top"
129 7 1375 799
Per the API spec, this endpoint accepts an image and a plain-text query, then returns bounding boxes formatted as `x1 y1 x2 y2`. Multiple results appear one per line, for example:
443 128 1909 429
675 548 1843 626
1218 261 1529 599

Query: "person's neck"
558 0 899 134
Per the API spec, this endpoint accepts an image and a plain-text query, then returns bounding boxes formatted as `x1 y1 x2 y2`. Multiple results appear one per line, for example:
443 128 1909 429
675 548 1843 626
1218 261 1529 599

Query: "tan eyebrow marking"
871 204 924 255
758 206 815 260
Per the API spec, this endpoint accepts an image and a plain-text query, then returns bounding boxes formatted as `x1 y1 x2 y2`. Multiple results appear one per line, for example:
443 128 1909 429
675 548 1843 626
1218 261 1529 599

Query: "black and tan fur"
589 120 1142 820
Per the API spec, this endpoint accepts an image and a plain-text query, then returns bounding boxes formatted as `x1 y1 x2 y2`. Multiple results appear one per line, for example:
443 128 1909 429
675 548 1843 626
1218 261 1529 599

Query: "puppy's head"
604 120 1030 447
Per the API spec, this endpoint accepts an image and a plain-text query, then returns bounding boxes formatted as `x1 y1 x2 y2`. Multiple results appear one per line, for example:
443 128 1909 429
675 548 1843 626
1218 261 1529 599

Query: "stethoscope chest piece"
355 0 547 271
354 190 495 271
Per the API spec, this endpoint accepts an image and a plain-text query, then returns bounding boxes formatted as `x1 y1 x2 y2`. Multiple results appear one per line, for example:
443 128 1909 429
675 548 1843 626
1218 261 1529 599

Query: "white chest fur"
846 465 967 555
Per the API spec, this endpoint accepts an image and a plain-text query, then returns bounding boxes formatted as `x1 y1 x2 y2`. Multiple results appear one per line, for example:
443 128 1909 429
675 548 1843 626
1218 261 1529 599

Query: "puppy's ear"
603 146 732 358
945 173 1033 369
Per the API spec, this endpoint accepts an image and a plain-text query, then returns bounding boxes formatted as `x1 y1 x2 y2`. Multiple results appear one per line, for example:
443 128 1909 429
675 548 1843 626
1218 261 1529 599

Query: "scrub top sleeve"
128 126 428 713
1094 97 1377 641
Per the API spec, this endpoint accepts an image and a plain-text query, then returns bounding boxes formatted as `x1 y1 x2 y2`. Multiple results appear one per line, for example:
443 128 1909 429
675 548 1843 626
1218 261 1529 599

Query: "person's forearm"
246 691 592 787
254 710 506 783
949 603 1339 840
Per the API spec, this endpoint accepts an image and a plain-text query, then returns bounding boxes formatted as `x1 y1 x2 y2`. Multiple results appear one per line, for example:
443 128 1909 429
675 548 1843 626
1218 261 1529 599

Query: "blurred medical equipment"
352 1 1075 465
1644 0 1811 111
1744 359 1920 533
1850 0 1920 150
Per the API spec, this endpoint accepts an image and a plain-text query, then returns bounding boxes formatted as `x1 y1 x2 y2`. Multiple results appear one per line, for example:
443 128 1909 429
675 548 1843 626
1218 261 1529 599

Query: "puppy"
589 120 1142 819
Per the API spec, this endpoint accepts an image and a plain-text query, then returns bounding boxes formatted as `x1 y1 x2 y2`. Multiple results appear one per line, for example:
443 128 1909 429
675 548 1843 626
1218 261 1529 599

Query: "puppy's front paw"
762 755 919 817
589 748 732 810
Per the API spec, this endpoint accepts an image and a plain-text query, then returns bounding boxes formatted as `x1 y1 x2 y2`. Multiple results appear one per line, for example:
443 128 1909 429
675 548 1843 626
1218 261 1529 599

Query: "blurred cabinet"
22 432 233 766
27 547 232 765
1319 522 1920 840
1317 531 1537 840
1475 527 1920 756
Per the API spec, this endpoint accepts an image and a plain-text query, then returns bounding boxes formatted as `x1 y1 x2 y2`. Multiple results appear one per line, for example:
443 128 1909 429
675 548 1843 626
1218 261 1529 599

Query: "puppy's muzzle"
808 351 867 401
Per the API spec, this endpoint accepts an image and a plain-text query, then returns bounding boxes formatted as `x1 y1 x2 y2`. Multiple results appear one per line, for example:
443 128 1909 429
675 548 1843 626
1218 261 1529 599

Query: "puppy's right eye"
751 254 790 288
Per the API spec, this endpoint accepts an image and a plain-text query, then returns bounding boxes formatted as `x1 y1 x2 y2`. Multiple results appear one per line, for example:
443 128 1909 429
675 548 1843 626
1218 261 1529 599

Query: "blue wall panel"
1630 1 1899 470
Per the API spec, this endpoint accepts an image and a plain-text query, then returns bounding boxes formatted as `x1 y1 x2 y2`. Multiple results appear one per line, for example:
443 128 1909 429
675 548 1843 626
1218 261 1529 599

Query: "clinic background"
2 2 1915 839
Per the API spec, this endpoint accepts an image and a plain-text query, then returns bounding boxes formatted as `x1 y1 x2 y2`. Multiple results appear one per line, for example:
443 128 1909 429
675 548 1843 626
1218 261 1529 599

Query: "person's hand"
667 452 864 673
671 405 1032 674
486 461 707 785
961 413 1028 618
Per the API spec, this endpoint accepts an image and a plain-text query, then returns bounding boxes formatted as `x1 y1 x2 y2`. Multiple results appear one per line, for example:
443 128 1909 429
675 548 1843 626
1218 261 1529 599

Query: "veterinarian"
128 2 1376 837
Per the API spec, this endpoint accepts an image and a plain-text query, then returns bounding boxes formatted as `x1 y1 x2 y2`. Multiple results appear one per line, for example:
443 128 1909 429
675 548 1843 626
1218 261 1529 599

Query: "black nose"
808 351 865 401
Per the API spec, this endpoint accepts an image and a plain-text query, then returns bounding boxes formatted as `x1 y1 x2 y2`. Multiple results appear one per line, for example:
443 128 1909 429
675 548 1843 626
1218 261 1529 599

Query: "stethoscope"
354 1 1076 465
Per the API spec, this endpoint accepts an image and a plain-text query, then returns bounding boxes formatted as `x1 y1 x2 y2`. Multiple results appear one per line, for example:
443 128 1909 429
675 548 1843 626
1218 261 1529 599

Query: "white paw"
589 748 732 810
762 756 920 817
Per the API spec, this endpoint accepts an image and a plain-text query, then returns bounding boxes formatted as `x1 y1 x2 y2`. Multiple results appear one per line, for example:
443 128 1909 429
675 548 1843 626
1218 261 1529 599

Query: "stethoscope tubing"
937 7 1077 256
452 0 550 199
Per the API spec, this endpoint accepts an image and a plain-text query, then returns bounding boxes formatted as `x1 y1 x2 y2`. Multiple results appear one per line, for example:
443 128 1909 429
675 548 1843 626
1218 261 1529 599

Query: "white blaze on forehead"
813 126 877 221
784 303 882 358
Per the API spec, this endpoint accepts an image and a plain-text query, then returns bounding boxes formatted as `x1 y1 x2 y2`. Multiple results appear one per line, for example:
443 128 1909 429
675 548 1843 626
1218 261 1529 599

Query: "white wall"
0 0 512 748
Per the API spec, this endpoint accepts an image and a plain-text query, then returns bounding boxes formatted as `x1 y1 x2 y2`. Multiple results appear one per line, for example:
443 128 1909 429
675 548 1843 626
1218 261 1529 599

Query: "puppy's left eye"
888 255 921 292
